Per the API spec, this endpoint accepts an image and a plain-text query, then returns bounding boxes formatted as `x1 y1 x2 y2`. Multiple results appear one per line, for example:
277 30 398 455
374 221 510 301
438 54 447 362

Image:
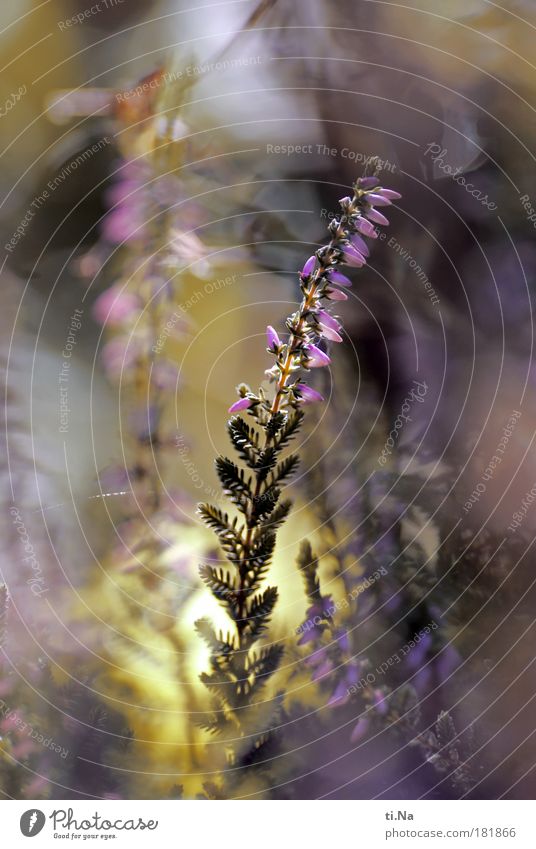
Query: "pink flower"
317 310 341 332
328 270 353 287
342 244 367 267
377 188 401 201
325 287 348 301
365 192 392 207
304 344 331 368
350 233 370 257
296 384 324 404
320 326 343 342
266 325 281 349
92 285 141 327
301 255 316 276
355 217 378 238
228 397 252 413
358 176 380 189
365 208 389 226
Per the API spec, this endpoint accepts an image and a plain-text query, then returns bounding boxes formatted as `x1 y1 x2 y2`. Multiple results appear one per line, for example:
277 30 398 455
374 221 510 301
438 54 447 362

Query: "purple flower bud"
228 397 252 413
320 326 343 343
328 269 353 287
325 287 348 301
301 255 316 276
304 344 331 368
377 188 402 201
365 208 389 226
343 244 367 267
355 217 378 238
365 192 392 207
358 176 380 189
296 384 324 404
266 325 281 348
317 310 341 332
350 233 370 257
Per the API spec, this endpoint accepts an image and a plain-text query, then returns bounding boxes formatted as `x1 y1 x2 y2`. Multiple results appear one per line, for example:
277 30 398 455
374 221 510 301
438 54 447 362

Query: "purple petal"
304 344 331 368
228 397 252 413
350 234 370 257
358 176 380 189
266 325 281 348
296 384 324 404
301 255 316 276
325 287 348 301
366 193 392 207
378 188 402 201
366 208 390 226
317 310 341 331
328 270 353 287
343 244 366 267
355 217 378 238
320 325 343 343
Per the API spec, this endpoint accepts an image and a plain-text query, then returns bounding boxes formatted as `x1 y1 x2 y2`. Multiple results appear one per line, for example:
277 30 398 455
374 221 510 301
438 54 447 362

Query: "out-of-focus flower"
100 336 142 379
350 716 370 743
327 662 362 707
151 360 179 391
297 597 333 645
168 229 211 277
93 284 142 327
103 204 148 244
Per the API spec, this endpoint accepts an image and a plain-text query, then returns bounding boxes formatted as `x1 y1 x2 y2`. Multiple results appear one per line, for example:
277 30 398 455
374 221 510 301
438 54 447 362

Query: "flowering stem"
196 166 401 762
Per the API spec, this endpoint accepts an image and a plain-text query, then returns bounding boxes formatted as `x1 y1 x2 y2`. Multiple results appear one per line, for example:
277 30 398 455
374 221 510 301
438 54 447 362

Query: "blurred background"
1 0 536 800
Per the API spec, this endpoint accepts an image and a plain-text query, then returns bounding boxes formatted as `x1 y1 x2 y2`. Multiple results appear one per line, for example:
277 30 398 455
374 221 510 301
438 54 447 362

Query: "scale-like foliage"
273 409 304 449
259 499 292 533
296 539 321 602
270 454 300 488
197 409 301 753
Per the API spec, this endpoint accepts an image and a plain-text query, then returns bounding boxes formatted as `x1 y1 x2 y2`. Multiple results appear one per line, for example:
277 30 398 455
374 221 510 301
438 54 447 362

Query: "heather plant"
195 168 402 781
